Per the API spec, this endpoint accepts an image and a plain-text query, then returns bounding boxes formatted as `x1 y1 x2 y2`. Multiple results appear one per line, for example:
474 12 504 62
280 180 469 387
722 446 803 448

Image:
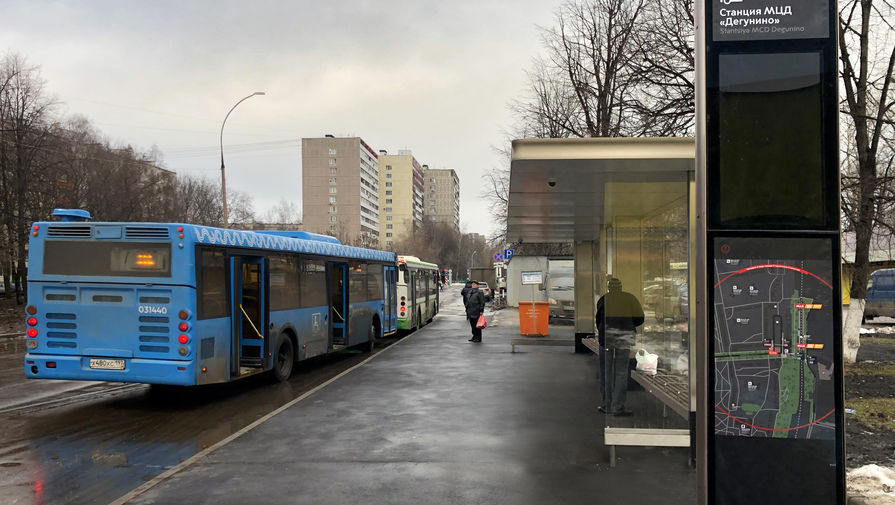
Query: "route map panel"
712 237 836 440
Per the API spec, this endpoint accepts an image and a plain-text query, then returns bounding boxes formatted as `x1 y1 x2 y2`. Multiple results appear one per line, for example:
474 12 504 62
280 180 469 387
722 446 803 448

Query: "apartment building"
301 136 380 247
422 167 460 233
377 150 425 248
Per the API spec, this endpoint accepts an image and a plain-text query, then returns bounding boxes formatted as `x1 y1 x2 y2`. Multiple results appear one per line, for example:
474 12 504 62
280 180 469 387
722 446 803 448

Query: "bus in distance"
396 255 439 330
23 209 398 386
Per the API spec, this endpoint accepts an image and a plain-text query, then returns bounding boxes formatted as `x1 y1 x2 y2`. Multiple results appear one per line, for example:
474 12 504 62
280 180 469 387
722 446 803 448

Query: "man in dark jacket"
461 280 473 310
595 277 644 416
465 281 487 342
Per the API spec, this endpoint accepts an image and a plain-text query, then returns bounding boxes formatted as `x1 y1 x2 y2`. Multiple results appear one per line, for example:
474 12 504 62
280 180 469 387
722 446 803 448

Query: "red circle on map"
713 263 834 432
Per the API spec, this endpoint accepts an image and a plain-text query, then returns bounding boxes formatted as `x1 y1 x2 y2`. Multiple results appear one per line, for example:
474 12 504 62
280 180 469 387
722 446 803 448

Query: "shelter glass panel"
600 179 691 434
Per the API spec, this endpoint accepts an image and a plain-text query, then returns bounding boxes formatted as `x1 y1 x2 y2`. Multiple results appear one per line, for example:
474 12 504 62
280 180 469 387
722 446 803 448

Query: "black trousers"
467 316 482 341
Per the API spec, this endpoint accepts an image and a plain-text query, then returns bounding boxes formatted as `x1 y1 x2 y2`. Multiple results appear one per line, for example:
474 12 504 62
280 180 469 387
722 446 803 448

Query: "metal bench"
629 369 689 420
579 336 690 466
510 337 575 353
581 338 688 418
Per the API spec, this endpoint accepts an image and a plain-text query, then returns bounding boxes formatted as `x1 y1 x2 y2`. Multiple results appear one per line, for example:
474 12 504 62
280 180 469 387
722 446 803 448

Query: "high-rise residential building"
422 166 460 233
301 136 380 247
377 150 424 248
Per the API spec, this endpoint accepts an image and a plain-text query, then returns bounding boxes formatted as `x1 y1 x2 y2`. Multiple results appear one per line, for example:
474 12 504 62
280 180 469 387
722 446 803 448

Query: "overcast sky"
0 0 562 239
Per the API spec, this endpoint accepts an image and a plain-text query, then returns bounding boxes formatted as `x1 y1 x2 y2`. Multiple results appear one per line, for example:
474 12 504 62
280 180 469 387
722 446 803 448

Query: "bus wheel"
363 321 377 353
273 337 294 382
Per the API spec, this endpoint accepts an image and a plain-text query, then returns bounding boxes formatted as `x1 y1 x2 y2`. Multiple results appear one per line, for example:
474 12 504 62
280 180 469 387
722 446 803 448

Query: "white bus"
396 256 439 330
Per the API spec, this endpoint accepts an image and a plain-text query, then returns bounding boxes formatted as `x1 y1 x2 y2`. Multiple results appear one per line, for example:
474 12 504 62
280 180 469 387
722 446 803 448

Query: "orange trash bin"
519 301 549 336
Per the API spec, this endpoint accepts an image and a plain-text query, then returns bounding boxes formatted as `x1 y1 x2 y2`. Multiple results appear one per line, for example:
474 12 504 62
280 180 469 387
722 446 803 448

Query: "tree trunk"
843 298 864 362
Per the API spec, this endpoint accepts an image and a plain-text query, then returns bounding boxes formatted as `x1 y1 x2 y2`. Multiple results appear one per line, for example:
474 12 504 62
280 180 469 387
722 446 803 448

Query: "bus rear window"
44 241 172 277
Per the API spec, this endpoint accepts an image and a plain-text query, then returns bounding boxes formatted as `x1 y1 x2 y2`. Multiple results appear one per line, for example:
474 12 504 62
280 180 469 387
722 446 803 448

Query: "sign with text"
713 0 829 42
521 271 543 285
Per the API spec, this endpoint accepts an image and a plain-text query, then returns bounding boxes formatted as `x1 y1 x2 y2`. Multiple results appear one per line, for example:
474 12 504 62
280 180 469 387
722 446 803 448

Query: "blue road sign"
504 249 514 259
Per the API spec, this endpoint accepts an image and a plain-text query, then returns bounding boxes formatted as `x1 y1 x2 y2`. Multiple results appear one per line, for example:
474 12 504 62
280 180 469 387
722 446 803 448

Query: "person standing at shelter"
465 281 486 343
595 277 644 416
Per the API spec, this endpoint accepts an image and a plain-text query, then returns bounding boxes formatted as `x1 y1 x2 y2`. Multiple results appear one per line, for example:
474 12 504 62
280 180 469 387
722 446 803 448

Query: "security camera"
547 177 557 188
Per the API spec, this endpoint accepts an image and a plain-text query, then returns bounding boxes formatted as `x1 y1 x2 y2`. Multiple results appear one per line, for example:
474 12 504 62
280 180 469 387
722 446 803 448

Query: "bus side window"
300 259 327 308
270 255 301 311
198 249 228 319
367 266 383 300
349 263 367 302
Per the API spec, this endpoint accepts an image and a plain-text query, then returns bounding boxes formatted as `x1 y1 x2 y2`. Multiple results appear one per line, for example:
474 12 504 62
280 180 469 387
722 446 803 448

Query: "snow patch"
848 464 895 500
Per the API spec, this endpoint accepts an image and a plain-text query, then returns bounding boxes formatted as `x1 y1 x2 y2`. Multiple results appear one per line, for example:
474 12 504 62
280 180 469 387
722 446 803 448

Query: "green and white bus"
396 256 439 330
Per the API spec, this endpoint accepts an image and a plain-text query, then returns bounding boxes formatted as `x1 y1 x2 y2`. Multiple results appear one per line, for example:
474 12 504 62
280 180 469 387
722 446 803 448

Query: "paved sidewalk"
118 310 695 505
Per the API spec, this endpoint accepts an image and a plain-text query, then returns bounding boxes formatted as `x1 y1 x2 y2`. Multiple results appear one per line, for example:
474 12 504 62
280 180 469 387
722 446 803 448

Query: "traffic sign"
504 249 515 259
493 252 504 262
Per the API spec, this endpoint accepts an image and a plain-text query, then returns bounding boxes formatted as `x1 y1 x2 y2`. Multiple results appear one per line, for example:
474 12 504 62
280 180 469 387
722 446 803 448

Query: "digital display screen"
44 241 172 277
716 52 825 228
711 236 840 504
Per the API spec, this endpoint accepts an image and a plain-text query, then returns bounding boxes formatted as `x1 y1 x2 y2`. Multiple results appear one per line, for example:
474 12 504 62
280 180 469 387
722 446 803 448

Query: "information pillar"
696 1 845 504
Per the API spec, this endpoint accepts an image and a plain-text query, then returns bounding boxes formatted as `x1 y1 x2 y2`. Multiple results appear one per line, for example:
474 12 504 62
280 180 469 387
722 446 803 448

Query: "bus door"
328 262 348 348
424 272 431 319
384 265 397 333
408 270 417 326
230 256 268 375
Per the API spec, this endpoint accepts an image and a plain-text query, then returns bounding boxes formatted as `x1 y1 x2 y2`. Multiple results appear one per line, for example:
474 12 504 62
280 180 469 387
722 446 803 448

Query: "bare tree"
0 52 57 302
172 174 224 226
839 0 895 362
630 0 695 136
390 217 466 274
264 198 300 224
509 60 583 139
542 0 647 138
496 0 694 246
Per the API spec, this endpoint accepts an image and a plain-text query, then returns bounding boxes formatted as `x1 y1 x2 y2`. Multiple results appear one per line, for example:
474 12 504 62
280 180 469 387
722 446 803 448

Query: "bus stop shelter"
508 137 696 456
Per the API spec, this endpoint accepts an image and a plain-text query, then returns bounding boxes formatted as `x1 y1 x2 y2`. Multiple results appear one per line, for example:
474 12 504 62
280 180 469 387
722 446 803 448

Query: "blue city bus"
23 210 398 386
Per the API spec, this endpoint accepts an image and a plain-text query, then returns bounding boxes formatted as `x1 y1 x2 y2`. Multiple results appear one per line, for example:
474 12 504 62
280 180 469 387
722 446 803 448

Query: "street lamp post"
220 91 265 226
469 250 477 280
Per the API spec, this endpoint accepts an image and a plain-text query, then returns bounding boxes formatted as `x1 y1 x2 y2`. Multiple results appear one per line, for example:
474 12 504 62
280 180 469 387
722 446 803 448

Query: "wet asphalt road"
0 287 464 505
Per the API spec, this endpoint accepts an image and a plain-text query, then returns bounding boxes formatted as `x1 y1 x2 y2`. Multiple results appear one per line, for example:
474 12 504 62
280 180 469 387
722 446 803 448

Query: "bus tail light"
178 310 191 320
27 317 37 326
178 346 189 356
46 362 56 368
178 322 189 332
27 328 38 338
178 334 189 344
27 340 37 350
26 305 37 315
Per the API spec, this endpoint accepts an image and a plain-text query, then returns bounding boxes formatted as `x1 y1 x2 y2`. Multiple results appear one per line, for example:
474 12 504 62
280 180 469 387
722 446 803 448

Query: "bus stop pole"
695 0 709 502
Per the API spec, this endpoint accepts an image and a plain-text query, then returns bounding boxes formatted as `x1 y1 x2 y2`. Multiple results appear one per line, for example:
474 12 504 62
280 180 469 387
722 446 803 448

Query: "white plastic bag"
635 348 658 376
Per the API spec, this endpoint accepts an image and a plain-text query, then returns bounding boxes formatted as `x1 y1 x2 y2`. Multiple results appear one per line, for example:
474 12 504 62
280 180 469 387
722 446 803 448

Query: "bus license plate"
89 358 125 370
